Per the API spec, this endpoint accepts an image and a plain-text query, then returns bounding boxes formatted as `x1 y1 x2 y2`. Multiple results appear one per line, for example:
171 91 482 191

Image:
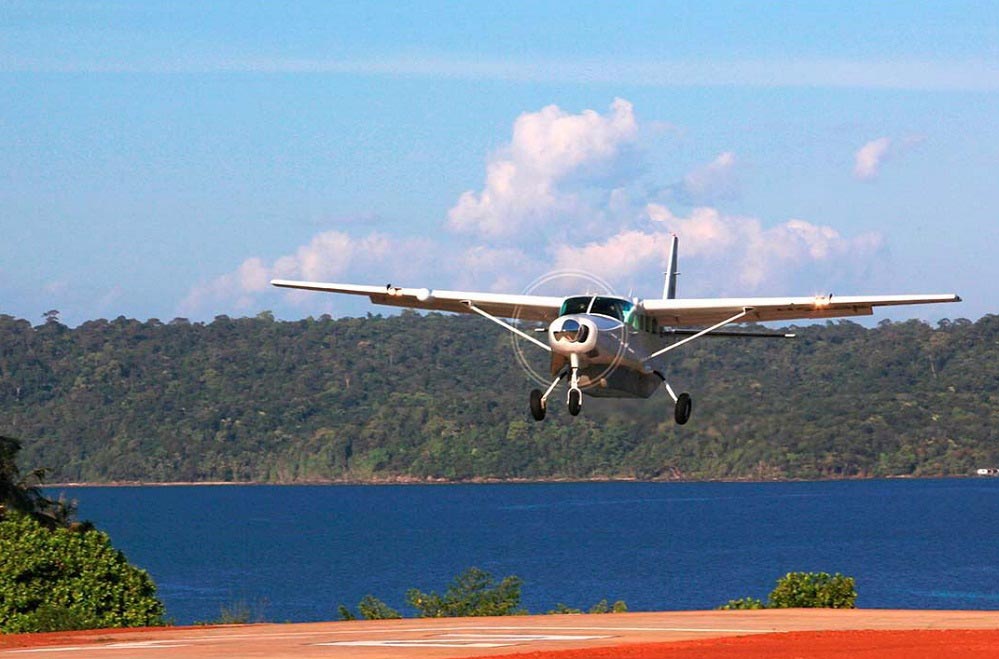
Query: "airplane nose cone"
554 318 588 343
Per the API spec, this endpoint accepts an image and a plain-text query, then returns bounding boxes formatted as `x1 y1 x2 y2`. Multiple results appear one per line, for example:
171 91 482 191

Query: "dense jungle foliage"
1 311 996 483
0 436 165 632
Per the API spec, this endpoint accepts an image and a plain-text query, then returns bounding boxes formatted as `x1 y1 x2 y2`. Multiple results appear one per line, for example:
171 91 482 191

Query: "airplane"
271 235 960 425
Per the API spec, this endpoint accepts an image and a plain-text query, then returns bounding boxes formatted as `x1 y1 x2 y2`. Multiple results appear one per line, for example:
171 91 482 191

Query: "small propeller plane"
272 236 960 425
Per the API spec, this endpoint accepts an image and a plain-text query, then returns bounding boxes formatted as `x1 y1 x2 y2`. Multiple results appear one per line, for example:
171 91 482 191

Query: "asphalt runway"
2 610 998 659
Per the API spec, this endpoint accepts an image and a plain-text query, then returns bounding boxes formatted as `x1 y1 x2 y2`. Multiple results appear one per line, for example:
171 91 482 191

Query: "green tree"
358 595 402 620
0 436 74 529
587 599 628 613
406 567 524 617
3 312 997 484
767 571 857 609
336 595 402 620
719 572 857 610
0 512 165 633
717 597 765 610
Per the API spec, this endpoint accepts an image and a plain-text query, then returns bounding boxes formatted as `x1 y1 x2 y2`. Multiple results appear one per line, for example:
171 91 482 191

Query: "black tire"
568 389 582 416
529 389 546 421
674 392 692 425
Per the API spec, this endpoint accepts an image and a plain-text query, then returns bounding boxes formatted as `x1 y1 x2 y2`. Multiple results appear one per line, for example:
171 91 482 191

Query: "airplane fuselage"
546 295 666 399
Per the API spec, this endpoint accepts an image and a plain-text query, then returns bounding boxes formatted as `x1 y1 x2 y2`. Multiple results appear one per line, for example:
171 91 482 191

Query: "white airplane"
271 236 960 425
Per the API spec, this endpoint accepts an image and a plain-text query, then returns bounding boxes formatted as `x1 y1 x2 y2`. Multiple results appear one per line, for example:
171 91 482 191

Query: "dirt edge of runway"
472 629 999 659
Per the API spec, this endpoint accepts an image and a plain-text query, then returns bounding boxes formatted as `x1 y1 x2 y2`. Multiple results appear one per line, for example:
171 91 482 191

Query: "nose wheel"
529 355 586 420
567 388 582 416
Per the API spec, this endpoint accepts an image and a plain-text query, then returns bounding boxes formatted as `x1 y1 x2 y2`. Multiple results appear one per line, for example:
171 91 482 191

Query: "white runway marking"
0 623 769 655
7 641 187 653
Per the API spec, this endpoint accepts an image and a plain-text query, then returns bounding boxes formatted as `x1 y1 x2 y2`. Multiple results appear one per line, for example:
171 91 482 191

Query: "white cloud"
178 231 422 316
178 232 544 316
853 137 892 180
551 203 884 295
178 98 892 318
678 151 740 202
447 98 638 238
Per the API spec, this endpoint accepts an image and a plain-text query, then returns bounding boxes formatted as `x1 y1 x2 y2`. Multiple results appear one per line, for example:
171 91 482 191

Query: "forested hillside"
1 311 996 483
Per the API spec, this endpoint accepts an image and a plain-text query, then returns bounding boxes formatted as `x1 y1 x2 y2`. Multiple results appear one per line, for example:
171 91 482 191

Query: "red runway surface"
2 610 998 658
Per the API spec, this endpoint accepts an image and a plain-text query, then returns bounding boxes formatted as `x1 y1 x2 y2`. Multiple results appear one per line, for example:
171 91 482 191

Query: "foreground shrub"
406 567 524 617
767 572 857 609
718 597 766 610
718 571 857 611
339 567 628 620
0 512 165 633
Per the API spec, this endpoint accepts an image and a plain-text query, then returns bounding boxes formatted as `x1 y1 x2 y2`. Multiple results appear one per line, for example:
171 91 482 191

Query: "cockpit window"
589 297 634 322
559 296 591 316
559 295 635 322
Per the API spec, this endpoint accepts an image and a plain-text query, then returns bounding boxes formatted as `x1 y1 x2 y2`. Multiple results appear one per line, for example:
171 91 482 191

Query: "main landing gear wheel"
568 388 582 416
674 392 692 425
529 389 546 421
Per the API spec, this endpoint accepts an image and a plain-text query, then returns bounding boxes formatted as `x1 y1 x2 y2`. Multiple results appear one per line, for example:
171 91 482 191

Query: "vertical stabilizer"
663 234 679 299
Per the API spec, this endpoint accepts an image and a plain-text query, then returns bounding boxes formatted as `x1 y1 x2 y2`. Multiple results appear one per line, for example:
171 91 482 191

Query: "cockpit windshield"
558 296 634 322
559 296 591 316
590 296 634 322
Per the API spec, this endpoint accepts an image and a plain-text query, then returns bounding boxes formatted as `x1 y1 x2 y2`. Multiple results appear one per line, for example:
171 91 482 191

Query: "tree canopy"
0 436 165 633
1 312 996 483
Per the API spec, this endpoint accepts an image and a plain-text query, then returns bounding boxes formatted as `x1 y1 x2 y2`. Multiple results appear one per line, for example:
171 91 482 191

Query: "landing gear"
567 353 582 417
529 356 586 420
674 392 692 425
529 389 546 421
656 370 693 425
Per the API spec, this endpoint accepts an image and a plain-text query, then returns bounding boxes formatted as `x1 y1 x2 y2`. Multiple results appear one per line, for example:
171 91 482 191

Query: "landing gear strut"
566 353 582 417
529 355 585 420
655 371 693 425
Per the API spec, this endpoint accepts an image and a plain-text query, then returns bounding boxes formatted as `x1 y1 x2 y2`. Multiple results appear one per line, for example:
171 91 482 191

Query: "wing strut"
644 308 751 363
462 301 551 352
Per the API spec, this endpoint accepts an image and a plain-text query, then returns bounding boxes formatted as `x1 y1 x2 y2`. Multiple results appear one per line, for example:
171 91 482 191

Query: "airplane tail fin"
663 234 679 299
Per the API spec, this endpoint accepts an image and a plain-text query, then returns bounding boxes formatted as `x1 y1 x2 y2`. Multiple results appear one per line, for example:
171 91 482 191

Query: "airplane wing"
641 294 961 327
271 279 565 322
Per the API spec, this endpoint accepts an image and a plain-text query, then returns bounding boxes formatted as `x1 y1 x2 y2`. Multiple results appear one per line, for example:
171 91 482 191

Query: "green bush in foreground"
767 572 857 609
718 572 857 611
339 567 628 620
717 597 766 610
0 512 165 633
406 567 525 618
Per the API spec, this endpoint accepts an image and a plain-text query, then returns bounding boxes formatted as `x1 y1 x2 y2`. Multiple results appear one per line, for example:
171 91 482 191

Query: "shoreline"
45 472 989 488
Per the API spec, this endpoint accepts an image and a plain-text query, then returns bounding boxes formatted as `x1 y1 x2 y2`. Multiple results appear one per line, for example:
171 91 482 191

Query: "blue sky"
1 2 995 325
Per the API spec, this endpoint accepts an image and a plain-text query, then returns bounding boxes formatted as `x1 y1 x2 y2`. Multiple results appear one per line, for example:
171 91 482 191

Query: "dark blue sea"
51 479 999 625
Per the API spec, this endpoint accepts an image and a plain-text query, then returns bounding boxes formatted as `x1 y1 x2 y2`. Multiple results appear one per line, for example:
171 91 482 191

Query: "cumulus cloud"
178 231 430 316
447 98 639 238
552 204 884 295
179 98 892 318
677 151 740 202
178 231 542 316
853 137 892 180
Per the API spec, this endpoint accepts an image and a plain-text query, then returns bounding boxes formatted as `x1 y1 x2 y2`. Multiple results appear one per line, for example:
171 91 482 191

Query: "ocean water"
53 479 999 624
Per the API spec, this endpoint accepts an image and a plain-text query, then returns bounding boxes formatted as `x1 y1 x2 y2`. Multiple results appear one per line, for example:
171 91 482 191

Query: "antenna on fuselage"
663 233 679 299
